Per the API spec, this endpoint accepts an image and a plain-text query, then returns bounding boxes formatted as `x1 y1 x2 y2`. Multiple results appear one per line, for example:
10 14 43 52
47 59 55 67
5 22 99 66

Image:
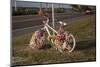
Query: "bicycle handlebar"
59 21 67 26
42 17 49 24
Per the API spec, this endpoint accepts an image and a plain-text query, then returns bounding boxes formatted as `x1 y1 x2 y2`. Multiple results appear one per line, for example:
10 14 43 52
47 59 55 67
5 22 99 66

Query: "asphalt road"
12 13 86 30
12 14 95 37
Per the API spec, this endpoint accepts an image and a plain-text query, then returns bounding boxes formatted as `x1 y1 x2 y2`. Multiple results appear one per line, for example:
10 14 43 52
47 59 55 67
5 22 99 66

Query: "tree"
71 5 89 12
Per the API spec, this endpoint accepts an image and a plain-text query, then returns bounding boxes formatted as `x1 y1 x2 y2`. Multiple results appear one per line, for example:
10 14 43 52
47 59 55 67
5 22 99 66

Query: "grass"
12 15 96 66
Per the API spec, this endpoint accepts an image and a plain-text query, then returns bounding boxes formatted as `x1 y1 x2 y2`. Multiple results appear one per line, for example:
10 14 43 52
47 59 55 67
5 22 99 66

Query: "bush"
12 7 65 16
12 7 39 16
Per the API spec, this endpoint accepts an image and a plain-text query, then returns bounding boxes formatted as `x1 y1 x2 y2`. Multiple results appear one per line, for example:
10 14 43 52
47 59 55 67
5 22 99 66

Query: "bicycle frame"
42 19 58 44
45 23 58 35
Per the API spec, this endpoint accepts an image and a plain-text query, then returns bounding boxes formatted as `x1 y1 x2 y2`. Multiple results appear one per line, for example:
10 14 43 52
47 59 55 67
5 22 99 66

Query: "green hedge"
12 7 39 16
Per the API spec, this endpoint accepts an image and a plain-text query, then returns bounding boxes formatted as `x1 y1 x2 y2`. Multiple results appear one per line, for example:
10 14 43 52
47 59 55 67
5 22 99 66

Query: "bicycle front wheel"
64 33 76 53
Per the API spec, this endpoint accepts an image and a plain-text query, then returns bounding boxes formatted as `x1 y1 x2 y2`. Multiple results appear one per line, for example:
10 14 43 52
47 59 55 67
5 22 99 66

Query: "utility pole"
52 3 55 35
14 0 17 11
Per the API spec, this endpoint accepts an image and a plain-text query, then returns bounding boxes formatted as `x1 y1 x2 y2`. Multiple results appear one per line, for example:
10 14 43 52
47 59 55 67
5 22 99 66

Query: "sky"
11 0 72 8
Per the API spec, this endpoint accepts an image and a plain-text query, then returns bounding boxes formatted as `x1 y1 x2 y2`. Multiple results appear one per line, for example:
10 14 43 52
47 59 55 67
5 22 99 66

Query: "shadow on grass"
42 44 52 50
75 40 96 51
42 40 96 51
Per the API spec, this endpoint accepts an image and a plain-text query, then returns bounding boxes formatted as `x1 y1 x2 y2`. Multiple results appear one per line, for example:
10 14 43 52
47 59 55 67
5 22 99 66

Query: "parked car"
85 9 93 15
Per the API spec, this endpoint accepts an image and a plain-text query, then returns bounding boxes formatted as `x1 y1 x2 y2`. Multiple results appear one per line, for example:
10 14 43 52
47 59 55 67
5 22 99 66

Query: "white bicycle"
42 18 76 53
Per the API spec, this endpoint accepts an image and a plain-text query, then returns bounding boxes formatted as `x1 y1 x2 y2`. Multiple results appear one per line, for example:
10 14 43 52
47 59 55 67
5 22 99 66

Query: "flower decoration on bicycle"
29 10 76 52
29 28 45 50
